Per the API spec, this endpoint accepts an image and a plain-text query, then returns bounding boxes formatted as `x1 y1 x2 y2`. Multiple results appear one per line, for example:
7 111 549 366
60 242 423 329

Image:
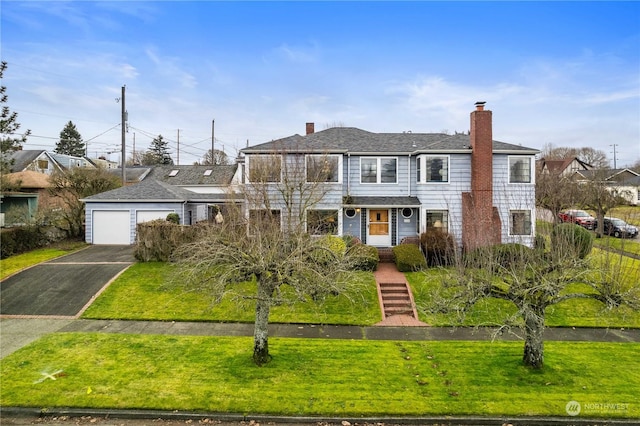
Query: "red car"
558 209 596 230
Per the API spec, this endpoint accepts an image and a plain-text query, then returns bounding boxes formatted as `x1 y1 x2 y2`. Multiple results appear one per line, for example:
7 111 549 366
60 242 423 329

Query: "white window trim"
359 156 398 184
418 154 450 184
423 209 449 233
246 154 282 183
305 154 343 184
509 209 533 236
508 156 534 184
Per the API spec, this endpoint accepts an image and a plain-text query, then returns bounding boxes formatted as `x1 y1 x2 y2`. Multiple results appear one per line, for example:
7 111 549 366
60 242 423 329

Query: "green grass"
0 333 637 418
0 241 88 280
593 235 640 256
408 252 640 328
82 262 381 325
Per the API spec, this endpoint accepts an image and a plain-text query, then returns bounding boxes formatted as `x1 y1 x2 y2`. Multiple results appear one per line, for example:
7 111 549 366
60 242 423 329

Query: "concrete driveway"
0 245 134 317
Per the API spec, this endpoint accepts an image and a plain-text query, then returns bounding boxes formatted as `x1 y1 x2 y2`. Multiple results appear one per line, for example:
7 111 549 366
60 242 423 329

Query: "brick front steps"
373 263 428 327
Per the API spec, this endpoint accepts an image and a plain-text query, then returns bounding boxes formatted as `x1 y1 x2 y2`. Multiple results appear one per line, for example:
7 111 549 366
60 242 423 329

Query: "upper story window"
417 155 449 183
248 155 282 183
306 154 340 183
37 160 49 170
509 157 532 183
361 157 397 184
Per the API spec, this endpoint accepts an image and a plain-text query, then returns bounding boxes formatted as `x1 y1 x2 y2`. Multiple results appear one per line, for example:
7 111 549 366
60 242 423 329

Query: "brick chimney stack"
462 102 502 251
306 122 315 135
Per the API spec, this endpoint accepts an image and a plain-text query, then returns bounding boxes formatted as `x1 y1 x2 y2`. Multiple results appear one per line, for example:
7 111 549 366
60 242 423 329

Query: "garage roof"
81 179 237 203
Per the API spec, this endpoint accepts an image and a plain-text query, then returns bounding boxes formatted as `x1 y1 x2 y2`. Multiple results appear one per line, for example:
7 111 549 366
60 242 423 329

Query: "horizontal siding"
85 201 184 244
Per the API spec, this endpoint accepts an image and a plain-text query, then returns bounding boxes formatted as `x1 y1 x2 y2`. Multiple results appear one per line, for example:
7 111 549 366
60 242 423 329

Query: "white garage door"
136 210 175 224
93 210 130 245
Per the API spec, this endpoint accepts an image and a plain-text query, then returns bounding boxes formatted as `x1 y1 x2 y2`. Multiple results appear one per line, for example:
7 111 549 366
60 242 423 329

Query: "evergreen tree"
0 61 31 175
55 121 85 156
144 134 173 165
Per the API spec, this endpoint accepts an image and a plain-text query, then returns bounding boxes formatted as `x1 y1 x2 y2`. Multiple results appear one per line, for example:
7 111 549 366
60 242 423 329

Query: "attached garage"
93 210 130 245
136 210 175 224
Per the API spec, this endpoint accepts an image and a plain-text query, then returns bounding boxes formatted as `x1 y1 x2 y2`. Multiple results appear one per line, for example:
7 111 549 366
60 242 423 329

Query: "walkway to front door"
373 263 428 327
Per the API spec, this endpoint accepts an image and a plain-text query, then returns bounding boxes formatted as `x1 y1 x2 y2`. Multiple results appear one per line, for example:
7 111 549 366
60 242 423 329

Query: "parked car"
597 217 639 239
558 209 596 230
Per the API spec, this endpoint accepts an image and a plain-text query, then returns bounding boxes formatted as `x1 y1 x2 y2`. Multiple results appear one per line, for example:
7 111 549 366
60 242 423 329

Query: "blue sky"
2 1 639 166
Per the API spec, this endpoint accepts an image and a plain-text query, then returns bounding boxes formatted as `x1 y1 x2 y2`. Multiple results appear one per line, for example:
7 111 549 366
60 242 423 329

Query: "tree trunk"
522 307 545 369
253 282 273 366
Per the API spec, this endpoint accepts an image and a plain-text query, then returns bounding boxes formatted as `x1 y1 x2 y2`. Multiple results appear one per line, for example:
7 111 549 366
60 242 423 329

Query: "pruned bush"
420 229 456 267
346 244 379 271
551 223 593 260
310 235 347 266
166 213 180 224
392 243 427 272
341 234 361 248
0 225 58 259
464 243 534 270
134 220 199 262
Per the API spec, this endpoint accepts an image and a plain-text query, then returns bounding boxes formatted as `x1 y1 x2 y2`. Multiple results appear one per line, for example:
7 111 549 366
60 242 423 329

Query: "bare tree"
48 167 122 238
425 226 639 369
196 149 230 166
539 143 608 168
578 169 630 236
535 162 581 223
171 149 367 365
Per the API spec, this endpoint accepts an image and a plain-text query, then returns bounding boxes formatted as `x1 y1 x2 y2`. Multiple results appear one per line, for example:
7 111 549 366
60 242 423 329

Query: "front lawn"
408 252 640 328
0 241 88 280
0 333 637 418
82 262 381 325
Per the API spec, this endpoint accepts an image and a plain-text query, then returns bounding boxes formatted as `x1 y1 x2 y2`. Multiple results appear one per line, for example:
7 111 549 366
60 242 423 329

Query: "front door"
368 209 390 246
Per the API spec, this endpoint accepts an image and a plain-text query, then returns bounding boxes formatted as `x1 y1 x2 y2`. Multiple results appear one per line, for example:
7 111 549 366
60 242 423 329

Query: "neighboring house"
88 157 119 169
573 168 640 206
619 175 640 206
538 157 592 177
8 150 63 175
82 165 240 244
239 102 539 250
50 153 93 169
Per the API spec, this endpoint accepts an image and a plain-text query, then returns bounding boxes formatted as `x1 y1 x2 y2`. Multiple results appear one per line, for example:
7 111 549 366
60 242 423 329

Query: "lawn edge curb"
1 407 639 425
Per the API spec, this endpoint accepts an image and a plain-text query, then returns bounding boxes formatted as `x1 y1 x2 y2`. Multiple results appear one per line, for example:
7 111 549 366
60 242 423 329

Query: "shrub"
341 234 361 248
463 243 534 270
392 244 427 272
551 223 593 260
0 225 55 259
346 244 379 271
310 235 347 266
166 213 180 224
134 220 199 262
420 229 457 267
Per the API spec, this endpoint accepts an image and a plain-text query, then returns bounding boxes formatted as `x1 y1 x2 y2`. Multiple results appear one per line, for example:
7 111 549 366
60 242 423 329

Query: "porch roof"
344 196 421 208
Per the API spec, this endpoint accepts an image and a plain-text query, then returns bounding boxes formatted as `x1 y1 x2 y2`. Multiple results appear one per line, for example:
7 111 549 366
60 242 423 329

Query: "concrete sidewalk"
3 317 638 360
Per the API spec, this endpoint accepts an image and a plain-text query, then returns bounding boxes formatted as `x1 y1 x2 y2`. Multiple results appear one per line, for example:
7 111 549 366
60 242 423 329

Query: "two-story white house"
240 102 539 250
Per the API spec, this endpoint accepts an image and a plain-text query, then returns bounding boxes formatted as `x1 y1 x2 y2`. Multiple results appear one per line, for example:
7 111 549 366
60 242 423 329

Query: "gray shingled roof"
82 179 192 202
241 127 537 155
82 179 241 203
146 164 237 186
8 150 55 172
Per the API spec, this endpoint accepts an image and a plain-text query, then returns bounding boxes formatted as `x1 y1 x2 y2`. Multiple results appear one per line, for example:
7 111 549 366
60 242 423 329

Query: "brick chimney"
306 122 315 135
462 102 502 251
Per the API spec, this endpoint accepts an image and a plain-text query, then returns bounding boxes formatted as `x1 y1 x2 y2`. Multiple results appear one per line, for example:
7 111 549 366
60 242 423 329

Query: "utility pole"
610 144 618 169
120 85 126 184
211 119 216 166
177 129 180 165
132 133 136 165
